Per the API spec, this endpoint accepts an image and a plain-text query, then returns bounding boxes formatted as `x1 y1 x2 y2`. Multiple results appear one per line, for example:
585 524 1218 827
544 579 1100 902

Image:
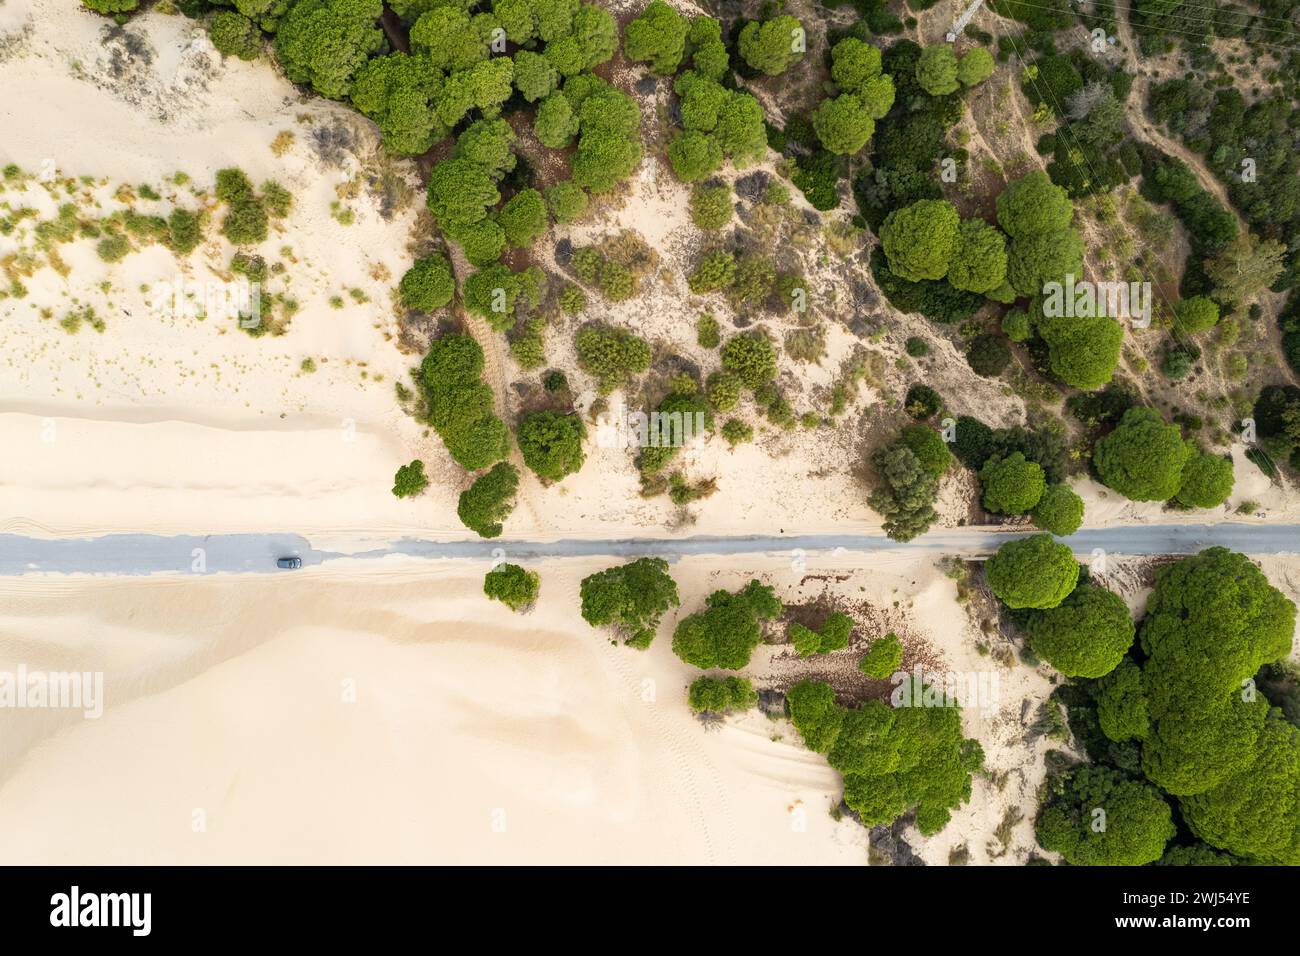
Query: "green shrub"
457 462 519 538
858 632 903 678
399 254 455 311
574 323 651 393
687 676 757 715
986 534 1079 610
697 313 721 348
483 563 540 612
391 460 429 498
517 410 585 481
689 183 733 230
1031 484 1084 535
579 557 680 648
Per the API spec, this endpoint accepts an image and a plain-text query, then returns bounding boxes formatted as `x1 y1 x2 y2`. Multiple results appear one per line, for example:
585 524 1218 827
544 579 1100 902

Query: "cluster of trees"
811 38 895 156
1147 77 1300 289
1253 384 1300 470
197 0 634 276
579 557 680 649
483 562 540 611
787 678 984 835
1094 407 1234 509
1038 549 1300 865
867 423 945 543
623 4 768 183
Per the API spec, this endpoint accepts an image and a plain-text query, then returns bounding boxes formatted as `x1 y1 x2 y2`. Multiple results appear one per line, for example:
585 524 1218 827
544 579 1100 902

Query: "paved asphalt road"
0 524 1294 575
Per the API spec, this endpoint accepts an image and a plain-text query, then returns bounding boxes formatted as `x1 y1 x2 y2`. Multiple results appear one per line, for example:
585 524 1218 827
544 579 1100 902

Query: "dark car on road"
276 557 302 570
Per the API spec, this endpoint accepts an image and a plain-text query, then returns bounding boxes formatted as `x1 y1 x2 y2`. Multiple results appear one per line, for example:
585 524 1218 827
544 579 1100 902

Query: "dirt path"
1113 4 1248 234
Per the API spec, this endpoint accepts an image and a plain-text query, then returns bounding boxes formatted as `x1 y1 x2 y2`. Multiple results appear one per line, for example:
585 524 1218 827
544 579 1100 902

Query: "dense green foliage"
985 535 1079 610
1031 483 1084 536
1036 766 1175 866
737 16 805 76
457 462 519 538
789 611 853 656
483 563 540 611
580 557 681 649
275 0 386 100
1175 452 1234 509
1023 582 1135 678
574 323 652 393
789 678 984 835
1093 407 1191 502
672 580 782 669
420 334 511 471
688 675 758 715
517 410 585 481
399 254 455 312
980 452 1045 515
391 459 429 498
858 631 903 679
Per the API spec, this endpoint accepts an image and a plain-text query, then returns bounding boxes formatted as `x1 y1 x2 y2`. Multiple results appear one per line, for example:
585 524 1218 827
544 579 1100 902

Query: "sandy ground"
0 551 1071 866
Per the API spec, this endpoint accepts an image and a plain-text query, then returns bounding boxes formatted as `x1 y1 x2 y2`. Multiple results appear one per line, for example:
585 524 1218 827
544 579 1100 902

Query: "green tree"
687 675 758 714
829 37 883 94
1173 295 1220 334
427 158 500 234
737 16 805 76
1031 483 1084 536
409 5 486 72
457 462 519 537
986 534 1079 610
483 563 540 611
1036 766 1175 866
720 330 777 388
1096 659 1149 742
980 452 1046 515
274 0 387 100
210 11 264 60
879 199 960 281
422 334 511 471
966 332 1011 377
996 170 1074 238
534 90 580 148
574 323 652 393
399 253 455 312
579 557 680 648
512 49 558 102
869 444 939 542
1007 228 1085 297
1204 233 1285 310
1175 451 1234 509
858 632 903 678
1023 582 1134 678
688 183 733 230
668 130 724 182
498 188 549 249
391 459 429 498
623 0 689 74
517 410 585 481
1094 407 1192 502
898 424 952 478
915 45 959 95
812 94 876 156
545 180 588 223
956 47 994 86
351 53 448 155
787 679 844 753
947 218 1008 294
672 580 783 669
